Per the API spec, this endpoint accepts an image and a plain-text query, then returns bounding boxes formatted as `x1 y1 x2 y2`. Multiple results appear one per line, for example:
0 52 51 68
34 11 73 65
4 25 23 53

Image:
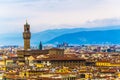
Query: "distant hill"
47 29 120 44
31 25 120 45
0 33 22 46
0 28 87 45
31 28 87 45
0 25 120 46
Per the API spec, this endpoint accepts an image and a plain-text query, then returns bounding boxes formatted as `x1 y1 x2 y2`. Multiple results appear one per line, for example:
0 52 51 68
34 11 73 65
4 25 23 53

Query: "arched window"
25 27 29 32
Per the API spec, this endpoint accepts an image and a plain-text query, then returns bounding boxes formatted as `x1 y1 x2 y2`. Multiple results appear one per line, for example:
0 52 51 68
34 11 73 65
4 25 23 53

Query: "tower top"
25 19 29 26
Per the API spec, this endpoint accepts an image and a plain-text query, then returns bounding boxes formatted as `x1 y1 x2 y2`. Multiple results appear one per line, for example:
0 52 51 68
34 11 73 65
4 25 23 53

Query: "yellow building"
110 63 120 67
96 61 120 67
118 73 120 78
0 59 13 71
96 61 110 67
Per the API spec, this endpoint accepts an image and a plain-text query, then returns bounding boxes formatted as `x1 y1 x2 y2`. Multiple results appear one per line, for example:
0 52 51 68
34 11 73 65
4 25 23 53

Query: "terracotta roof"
35 54 85 61
50 48 62 50
8 53 17 57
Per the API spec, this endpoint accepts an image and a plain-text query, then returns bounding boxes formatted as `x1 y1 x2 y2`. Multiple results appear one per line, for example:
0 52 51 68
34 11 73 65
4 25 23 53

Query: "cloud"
0 0 39 3
0 0 120 33
81 18 120 28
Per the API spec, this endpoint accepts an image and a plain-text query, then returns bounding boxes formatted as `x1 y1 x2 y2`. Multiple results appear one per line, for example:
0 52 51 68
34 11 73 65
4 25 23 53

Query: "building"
23 21 31 50
17 21 87 68
17 22 65 64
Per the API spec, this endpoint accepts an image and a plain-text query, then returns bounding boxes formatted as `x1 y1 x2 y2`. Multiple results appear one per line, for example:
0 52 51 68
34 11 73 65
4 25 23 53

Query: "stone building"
17 22 86 67
17 22 64 63
23 21 31 50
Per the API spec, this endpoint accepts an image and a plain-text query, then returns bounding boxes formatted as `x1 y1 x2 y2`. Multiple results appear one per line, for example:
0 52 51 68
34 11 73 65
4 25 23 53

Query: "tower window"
25 28 29 32
27 28 29 31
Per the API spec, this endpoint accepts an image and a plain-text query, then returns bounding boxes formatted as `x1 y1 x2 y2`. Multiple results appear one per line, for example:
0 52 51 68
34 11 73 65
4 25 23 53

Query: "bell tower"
23 20 31 50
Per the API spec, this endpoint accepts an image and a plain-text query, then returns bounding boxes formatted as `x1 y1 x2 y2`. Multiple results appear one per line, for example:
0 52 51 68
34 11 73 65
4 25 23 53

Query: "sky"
1 0 120 33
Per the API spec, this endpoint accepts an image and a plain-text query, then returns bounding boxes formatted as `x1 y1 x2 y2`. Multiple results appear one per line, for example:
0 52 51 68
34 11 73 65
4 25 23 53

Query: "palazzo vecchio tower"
23 21 31 50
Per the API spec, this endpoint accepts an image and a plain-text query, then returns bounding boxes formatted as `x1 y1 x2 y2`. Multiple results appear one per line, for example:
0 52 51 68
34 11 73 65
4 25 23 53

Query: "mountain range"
0 25 120 46
47 29 120 45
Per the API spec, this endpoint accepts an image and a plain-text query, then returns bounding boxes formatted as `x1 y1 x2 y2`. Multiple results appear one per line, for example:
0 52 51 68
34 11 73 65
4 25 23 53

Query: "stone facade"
23 21 31 50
